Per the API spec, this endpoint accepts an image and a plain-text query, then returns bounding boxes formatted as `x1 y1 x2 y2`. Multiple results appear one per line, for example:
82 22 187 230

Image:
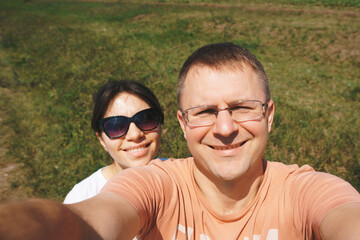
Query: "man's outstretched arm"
319 202 360 240
0 192 140 240
69 191 141 240
0 198 101 240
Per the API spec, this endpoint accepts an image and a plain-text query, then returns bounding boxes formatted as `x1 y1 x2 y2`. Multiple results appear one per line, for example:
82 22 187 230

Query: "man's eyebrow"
188 100 246 108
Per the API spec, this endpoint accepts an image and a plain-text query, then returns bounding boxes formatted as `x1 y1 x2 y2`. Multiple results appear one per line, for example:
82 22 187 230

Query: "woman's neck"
101 163 123 181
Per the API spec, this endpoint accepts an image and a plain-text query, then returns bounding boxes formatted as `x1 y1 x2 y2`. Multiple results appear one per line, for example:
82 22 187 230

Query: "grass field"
0 0 359 201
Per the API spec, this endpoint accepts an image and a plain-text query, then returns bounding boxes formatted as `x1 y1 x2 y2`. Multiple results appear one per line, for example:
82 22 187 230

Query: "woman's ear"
96 132 108 152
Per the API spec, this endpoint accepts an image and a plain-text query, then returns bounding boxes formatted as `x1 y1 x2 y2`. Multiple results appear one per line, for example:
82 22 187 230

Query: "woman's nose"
125 122 145 141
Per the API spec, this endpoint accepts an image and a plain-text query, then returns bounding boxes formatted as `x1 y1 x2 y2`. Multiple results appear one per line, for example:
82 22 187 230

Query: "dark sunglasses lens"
103 117 128 138
135 109 160 131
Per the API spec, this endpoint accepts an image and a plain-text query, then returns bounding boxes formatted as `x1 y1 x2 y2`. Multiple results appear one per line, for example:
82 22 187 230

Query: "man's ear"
177 110 187 140
266 100 275 133
96 132 108 152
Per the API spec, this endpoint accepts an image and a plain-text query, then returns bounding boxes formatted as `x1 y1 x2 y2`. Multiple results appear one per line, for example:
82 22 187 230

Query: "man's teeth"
214 142 244 150
127 147 145 152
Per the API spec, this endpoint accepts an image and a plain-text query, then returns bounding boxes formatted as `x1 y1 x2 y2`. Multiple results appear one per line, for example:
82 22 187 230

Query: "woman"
64 80 164 204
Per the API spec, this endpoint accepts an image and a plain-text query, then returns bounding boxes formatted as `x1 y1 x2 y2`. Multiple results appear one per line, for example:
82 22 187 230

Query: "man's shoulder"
119 157 194 182
268 161 315 175
150 157 193 168
148 157 194 177
102 157 195 201
267 160 332 188
267 160 355 191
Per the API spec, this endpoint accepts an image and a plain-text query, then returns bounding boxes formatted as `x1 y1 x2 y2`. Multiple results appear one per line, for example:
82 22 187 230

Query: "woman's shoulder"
63 167 107 204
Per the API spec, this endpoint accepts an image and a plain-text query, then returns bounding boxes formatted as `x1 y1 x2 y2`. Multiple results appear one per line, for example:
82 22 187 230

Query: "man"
1 42 359 240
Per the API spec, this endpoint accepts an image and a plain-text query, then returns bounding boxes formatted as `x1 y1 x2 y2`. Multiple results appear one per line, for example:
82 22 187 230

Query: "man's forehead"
181 65 263 104
184 64 256 89
187 62 247 77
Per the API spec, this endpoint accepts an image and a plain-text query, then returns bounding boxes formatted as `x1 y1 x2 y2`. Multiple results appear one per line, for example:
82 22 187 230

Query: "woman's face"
97 92 162 170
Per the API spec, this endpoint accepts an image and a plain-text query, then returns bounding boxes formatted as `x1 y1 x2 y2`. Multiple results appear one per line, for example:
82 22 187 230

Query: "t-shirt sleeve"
101 164 173 235
291 169 360 238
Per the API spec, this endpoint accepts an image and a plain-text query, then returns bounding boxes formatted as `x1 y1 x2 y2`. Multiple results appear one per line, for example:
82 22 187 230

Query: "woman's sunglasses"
99 108 162 139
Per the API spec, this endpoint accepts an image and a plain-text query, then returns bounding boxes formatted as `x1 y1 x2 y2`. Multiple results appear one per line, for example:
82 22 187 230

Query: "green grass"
0 0 359 201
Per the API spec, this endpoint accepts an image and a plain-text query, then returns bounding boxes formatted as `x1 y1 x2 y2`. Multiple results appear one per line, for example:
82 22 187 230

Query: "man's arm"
0 192 140 240
0 198 101 240
319 202 360 240
69 191 141 240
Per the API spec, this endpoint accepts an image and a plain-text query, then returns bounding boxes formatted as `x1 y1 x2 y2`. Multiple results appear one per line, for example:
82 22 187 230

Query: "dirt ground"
0 87 32 201
0 163 21 200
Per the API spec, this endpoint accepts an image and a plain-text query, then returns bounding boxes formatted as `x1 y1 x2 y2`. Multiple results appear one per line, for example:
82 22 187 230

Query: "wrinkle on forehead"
186 64 264 97
189 62 247 76
179 62 248 106
182 64 265 108
186 63 259 89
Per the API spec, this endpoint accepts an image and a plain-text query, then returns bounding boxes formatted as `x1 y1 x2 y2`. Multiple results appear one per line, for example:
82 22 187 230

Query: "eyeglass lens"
185 100 265 126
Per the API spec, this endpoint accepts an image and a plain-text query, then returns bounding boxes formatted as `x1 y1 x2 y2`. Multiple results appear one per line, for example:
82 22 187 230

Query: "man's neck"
193 159 266 215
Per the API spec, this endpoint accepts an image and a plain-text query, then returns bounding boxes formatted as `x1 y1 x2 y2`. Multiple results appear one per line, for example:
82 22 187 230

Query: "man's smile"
209 140 248 151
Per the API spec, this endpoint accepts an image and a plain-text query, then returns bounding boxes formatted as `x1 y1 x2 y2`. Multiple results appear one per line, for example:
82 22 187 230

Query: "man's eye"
195 109 217 116
231 105 253 111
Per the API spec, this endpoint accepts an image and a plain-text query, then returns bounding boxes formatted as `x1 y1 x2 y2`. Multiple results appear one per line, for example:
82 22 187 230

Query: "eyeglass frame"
180 100 268 127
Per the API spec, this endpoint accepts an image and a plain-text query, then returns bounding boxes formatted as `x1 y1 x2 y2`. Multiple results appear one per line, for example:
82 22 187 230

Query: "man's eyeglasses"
181 100 268 127
99 108 162 139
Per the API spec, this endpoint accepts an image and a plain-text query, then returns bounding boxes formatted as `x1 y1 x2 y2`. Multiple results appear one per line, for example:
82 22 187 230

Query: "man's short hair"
177 42 271 107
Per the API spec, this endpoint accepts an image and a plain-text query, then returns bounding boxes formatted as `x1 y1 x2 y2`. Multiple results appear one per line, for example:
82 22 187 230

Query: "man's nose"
212 109 238 137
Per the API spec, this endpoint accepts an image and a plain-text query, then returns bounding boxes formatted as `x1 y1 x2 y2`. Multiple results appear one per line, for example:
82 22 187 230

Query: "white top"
64 158 168 204
63 167 107 204
63 167 139 240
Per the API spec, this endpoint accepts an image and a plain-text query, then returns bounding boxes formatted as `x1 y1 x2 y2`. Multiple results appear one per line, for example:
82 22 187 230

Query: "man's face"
177 65 274 182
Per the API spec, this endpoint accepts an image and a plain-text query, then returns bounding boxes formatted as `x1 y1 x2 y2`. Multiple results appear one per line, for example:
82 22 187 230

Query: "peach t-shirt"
102 158 360 240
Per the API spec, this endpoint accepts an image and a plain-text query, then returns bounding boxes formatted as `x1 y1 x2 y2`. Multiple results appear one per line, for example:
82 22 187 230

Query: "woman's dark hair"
91 79 164 134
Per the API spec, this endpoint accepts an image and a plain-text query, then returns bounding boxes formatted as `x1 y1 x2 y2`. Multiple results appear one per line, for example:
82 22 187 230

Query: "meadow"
0 0 359 201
